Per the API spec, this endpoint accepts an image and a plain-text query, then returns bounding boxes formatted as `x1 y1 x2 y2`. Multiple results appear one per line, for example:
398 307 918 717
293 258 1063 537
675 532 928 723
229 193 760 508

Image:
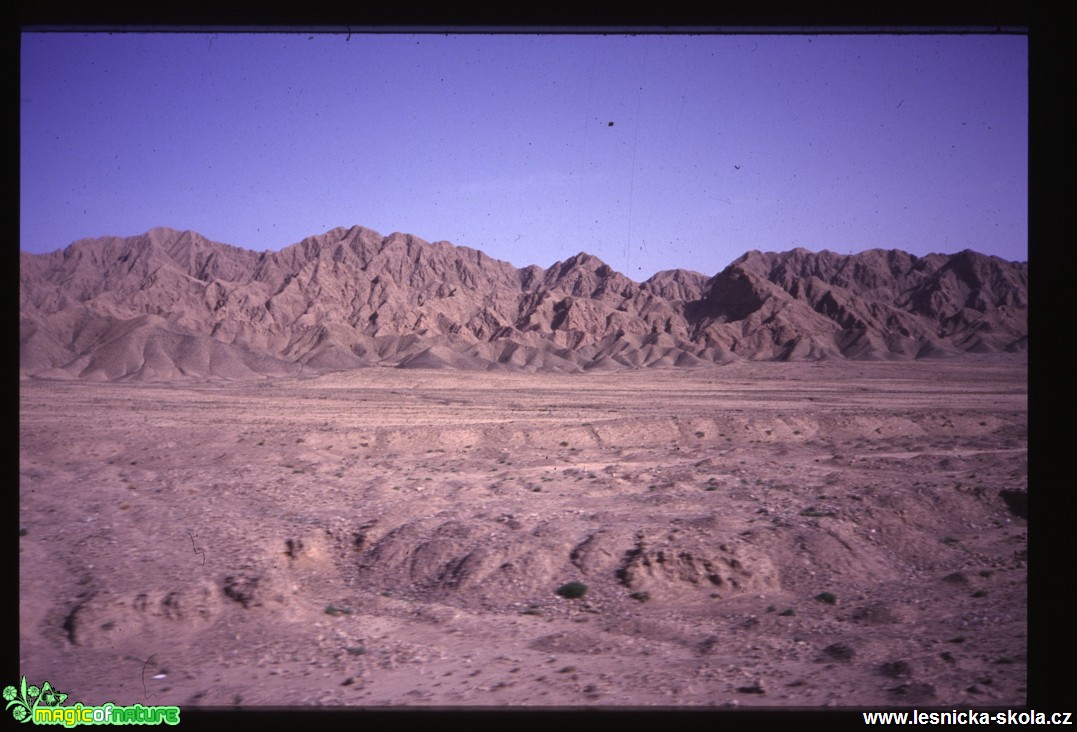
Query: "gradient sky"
20 31 1027 280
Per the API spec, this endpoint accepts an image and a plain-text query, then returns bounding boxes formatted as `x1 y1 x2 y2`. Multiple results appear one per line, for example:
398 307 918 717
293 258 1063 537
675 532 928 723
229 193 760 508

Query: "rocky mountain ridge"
19 226 1028 381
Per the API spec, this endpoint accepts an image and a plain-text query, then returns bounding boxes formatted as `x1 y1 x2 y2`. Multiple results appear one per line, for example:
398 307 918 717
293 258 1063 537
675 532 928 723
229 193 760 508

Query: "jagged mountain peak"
642 269 709 303
20 226 1027 381
548 251 611 275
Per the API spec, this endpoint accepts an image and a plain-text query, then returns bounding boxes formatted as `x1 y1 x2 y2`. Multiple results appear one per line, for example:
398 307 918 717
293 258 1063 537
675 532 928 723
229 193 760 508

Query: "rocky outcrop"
19 226 1028 380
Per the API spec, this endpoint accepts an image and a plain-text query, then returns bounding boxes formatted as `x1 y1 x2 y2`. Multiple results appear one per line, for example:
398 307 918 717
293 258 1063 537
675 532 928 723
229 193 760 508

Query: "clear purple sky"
20 32 1027 279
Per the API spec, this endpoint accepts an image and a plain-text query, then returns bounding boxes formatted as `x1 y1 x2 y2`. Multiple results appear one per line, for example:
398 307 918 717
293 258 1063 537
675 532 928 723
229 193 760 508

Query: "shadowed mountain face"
19 226 1028 381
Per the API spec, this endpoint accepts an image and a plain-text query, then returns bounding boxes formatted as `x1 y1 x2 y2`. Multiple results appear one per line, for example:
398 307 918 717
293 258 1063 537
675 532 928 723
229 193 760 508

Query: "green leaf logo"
5 676 69 723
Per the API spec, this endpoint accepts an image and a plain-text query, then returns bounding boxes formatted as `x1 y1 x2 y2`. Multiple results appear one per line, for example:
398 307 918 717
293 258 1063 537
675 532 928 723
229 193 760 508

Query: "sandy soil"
19 355 1027 708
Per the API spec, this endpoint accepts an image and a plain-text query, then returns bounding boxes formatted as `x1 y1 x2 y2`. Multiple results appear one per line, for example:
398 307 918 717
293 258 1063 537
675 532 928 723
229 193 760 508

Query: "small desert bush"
799 507 836 517
555 581 588 599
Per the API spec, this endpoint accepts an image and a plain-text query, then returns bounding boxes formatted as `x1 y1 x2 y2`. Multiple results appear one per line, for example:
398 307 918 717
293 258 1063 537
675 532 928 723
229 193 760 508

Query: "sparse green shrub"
555 581 588 599
823 643 855 661
815 592 837 605
778 608 796 617
629 591 651 602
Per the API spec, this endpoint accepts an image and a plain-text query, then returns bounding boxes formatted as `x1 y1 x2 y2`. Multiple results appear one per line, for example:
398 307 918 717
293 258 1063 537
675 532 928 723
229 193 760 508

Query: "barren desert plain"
18 354 1028 709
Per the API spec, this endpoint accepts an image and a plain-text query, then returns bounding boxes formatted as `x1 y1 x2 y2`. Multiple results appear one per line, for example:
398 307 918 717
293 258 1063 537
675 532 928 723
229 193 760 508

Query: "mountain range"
19 226 1028 381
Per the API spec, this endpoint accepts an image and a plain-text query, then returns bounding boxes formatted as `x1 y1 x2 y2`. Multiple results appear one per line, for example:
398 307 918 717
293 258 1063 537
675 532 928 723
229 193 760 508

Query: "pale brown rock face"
20 226 1026 381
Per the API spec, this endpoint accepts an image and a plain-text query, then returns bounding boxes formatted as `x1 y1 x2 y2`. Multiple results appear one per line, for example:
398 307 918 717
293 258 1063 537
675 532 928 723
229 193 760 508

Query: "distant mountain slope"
19 226 1028 381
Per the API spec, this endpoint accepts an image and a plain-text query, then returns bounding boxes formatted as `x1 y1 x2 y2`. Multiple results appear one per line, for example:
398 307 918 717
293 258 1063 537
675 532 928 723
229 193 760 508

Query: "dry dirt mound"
19 364 1028 706
346 518 782 611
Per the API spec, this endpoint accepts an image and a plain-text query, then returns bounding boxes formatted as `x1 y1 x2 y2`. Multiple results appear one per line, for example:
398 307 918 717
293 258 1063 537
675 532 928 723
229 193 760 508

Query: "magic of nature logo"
4 677 180 726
